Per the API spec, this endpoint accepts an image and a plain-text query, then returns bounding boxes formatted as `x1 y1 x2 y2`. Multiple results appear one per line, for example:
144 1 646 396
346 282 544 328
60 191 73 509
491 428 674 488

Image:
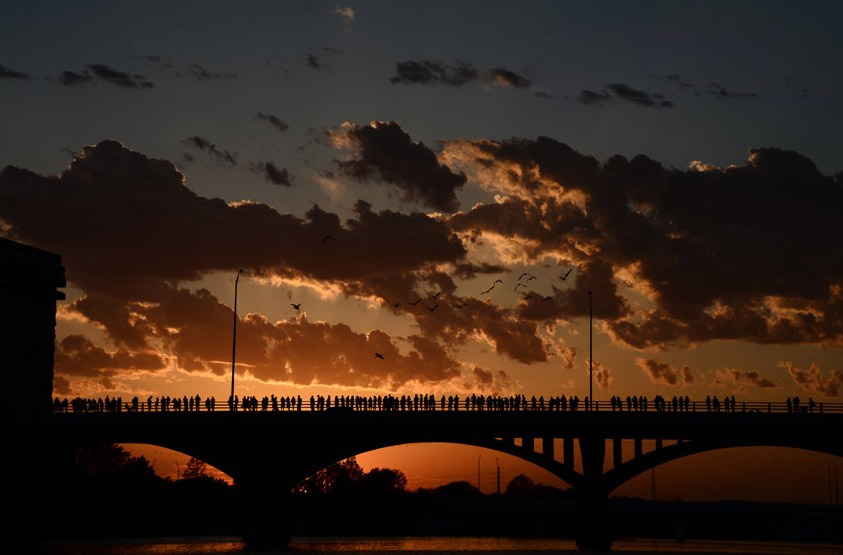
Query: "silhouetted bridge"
11 403 843 550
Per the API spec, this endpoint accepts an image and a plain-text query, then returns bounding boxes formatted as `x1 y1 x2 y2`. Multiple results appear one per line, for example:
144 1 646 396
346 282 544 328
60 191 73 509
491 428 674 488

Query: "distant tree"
360 467 408 495
433 480 483 497
182 457 209 480
75 443 134 476
505 473 535 496
296 456 364 495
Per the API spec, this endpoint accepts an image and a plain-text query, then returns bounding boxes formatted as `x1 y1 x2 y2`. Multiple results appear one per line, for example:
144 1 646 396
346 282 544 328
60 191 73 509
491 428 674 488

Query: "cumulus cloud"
4 142 546 380
442 137 843 349
0 141 466 302
636 358 695 386
0 64 30 79
55 334 166 377
390 60 530 89
780 361 842 397
331 121 467 212
95 286 461 389
712 368 778 391
255 112 289 133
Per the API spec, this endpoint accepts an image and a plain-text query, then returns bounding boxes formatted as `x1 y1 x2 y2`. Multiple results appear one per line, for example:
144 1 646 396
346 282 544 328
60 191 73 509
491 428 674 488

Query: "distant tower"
0 237 66 415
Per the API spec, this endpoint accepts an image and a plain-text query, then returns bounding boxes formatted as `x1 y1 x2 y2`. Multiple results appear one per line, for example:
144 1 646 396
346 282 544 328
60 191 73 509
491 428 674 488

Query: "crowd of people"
52 393 826 415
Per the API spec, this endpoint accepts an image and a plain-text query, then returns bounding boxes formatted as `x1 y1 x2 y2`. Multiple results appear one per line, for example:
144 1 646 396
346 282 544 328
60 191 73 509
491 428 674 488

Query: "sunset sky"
2 1 842 501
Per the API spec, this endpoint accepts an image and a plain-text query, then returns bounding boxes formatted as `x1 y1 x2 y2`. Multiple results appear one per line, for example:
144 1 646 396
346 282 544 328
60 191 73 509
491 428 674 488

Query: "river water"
6 537 843 554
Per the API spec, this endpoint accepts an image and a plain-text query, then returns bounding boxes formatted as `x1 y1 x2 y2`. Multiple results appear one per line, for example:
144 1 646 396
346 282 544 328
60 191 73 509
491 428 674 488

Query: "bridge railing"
51 397 843 415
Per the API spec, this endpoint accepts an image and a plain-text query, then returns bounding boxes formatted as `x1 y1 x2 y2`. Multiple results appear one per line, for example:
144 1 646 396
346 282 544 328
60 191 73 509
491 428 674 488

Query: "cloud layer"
390 60 530 89
332 121 467 212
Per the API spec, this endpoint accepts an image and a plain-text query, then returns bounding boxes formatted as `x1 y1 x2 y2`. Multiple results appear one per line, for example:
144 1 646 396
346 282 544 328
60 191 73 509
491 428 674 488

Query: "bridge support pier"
576 435 612 551
238 438 294 551
242 477 293 551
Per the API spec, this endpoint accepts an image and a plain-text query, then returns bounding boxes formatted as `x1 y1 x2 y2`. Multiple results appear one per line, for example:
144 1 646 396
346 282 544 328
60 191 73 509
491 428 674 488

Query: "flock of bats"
280 236 576 360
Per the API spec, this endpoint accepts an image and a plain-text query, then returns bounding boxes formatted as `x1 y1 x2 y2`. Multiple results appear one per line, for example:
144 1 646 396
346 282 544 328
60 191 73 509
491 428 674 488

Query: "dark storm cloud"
86 64 154 88
255 112 290 132
636 358 695 386
606 83 673 108
0 64 30 79
780 361 842 397
182 136 237 166
262 162 292 186
442 137 843 349
390 60 530 89
333 121 467 212
58 70 94 86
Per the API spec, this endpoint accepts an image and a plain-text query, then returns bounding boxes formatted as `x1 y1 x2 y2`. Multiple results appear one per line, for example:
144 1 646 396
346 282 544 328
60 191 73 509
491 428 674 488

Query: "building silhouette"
0 237 65 415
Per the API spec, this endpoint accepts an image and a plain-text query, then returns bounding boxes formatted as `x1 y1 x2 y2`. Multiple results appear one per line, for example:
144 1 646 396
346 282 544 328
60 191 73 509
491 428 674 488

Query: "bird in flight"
481 285 495 295
432 291 443 299
392 301 400 308
559 268 573 281
494 279 503 285
427 304 439 312
514 283 526 292
410 298 422 306
374 353 384 360
291 303 301 310
321 235 334 243
453 301 467 309
543 295 553 301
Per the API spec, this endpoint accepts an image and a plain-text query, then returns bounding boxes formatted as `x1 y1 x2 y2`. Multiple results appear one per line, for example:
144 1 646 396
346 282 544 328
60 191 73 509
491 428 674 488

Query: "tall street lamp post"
588 290 593 411
230 269 243 406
